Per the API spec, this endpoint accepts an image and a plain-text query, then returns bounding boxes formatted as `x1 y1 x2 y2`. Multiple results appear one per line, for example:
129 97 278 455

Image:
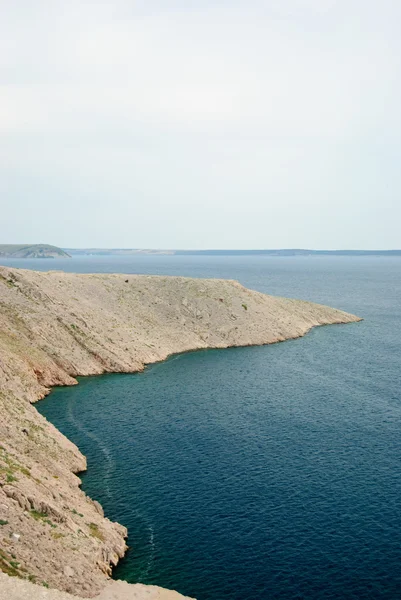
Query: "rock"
92 500 104 517
64 566 74 577
11 532 20 541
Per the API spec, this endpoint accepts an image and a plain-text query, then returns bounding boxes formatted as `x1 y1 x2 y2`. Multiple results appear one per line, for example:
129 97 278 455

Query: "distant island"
3 245 400 259
64 248 401 257
0 244 70 259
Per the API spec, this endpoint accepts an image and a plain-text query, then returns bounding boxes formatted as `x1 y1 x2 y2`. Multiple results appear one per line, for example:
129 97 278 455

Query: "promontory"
0 244 70 259
0 266 361 599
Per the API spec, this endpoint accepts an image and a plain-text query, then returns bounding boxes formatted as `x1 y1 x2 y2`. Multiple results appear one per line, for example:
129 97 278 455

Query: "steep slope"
0 266 361 597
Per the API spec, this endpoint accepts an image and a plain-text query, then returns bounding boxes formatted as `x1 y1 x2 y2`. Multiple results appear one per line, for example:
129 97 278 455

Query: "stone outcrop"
0 266 361 598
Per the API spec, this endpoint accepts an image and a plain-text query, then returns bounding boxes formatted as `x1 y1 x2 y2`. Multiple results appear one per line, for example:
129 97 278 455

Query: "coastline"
0 266 361 598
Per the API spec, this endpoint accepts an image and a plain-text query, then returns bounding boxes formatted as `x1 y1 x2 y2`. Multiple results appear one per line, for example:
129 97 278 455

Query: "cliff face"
0 266 361 597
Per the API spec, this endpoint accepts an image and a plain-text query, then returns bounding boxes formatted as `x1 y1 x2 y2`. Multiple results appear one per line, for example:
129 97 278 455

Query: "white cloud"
0 0 400 248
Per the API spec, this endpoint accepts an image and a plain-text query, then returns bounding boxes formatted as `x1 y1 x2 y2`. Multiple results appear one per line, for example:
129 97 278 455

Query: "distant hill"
65 248 401 257
0 244 70 259
65 248 174 256
174 249 401 256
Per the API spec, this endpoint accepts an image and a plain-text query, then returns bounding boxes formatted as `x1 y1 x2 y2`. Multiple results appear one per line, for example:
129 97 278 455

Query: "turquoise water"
31 256 401 599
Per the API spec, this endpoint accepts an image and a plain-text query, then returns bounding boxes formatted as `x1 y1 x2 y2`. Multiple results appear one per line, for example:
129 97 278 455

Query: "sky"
1 0 400 250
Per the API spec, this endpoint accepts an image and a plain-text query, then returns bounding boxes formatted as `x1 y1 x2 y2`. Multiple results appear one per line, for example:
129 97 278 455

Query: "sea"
3 255 401 600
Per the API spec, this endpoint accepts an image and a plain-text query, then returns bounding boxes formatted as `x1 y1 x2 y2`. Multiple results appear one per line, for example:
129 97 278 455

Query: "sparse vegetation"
88 522 105 541
0 447 30 483
0 519 8 526
0 548 21 577
29 509 57 528
44 518 57 529
242 303 248 311
30 509 48 520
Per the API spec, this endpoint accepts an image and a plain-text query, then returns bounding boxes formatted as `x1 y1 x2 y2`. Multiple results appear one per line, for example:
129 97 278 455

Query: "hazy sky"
1 1 400 249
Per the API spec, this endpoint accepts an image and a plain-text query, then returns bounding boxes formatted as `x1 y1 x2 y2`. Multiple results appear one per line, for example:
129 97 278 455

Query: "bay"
23 255 401 600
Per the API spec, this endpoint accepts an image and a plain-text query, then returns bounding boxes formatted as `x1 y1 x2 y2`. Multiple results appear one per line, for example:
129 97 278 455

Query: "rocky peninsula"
0 266 361 599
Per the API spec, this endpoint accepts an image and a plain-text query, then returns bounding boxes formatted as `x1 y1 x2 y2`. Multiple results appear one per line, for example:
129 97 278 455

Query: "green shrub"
88 522 104 541
30 510 48 520
44 519 57 529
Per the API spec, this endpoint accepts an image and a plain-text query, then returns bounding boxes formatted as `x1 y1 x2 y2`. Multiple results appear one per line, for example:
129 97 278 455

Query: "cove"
38 321 401 600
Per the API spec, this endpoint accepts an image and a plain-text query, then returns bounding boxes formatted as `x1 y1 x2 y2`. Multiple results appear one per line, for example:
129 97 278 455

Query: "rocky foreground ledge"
0 571 192 600
0 266 361 599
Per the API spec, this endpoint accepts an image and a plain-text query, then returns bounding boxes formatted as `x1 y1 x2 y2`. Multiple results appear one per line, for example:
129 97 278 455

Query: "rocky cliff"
0 266 361 598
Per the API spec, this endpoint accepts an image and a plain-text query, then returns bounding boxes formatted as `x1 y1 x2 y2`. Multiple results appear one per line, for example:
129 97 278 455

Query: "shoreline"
38 317 363 587
0 266 361 598
37 313 361 475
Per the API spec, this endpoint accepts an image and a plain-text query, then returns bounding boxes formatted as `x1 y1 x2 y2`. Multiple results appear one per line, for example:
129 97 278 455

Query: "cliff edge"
0 266 361 598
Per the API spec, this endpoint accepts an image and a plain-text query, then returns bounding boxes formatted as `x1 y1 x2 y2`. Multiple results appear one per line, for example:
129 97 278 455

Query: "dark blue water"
31 256 401 600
